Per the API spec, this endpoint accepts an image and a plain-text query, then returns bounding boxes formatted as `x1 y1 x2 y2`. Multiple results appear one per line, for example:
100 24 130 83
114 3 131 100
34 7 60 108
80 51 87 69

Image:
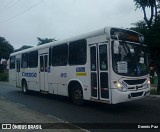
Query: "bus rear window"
10 56 15 69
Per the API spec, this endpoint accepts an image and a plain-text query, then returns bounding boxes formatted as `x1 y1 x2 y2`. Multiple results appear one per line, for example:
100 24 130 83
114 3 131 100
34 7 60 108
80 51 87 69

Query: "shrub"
0 64 5 73
150 89 158 95
0 72 8 81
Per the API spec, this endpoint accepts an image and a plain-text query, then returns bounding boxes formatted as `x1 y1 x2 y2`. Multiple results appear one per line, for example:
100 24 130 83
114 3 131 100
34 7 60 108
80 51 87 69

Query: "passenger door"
90 43 109 101
39 54 48 92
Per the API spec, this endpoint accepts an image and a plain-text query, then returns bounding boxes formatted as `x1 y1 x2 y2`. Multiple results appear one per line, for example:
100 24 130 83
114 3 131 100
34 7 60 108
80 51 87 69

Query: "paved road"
0 83 160 131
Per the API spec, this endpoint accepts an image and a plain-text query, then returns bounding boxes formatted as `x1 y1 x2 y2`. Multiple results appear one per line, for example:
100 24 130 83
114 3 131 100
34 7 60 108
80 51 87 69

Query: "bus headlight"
146 80 150 88
113 81 127 92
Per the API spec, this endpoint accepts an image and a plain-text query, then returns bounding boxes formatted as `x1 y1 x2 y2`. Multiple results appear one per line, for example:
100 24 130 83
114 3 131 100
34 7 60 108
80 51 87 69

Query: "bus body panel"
21 67 40 92
9 69 16 86
49 66 69 96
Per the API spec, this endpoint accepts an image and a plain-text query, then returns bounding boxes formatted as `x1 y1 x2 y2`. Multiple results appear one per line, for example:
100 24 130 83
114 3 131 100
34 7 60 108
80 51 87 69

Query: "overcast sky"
0 0 144 49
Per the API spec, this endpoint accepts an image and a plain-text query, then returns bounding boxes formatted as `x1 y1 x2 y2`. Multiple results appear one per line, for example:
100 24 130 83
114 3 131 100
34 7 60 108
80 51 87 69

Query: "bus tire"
71 84 84 106
22 81 29 94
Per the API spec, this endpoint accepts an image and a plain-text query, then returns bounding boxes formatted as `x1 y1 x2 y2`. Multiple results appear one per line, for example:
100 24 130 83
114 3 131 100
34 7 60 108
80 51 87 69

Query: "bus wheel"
22 81 29 94
71 84 84 105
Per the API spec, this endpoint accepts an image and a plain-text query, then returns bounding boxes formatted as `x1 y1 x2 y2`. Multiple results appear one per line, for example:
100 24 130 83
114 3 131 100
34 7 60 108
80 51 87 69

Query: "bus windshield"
112 41 149 76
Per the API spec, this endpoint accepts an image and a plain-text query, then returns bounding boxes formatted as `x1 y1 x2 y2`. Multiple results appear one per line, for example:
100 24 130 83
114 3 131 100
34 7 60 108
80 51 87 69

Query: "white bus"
9 27 150 105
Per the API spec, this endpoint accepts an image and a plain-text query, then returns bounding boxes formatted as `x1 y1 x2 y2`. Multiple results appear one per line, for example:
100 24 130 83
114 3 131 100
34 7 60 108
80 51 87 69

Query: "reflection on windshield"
112 41 149 76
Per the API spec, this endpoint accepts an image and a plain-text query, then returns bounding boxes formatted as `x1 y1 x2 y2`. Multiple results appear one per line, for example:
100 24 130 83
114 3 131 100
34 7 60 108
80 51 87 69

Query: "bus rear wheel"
71 84 84 106
22 81 29 94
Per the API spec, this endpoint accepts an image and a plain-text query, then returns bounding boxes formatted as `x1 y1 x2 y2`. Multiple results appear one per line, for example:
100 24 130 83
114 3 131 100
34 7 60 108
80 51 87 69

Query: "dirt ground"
0 97 85 132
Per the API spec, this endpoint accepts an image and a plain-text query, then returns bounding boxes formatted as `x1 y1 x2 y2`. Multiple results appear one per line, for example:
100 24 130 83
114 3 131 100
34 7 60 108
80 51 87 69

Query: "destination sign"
110 28 144 43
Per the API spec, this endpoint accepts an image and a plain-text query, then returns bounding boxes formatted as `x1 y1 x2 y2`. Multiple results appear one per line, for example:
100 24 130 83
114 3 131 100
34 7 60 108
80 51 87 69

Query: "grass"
0 72 8 81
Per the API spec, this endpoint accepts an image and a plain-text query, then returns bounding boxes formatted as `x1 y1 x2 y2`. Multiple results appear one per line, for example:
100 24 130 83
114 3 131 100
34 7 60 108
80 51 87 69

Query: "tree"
134 0 159 28
0 37 14 62
133 0 160 94
37 37 57 46
14 45 33 52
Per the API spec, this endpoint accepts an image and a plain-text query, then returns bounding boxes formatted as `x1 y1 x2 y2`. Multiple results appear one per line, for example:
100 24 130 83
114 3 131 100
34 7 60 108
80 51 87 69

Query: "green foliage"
133 0 159 28
131 18 160 48
0 64 5 73
132 0 160 49
132 0 160 93
134 0 156 8
37 37 57 46
131 19 160 93
14 45 33 52
0 72 8 81
0 37 14 62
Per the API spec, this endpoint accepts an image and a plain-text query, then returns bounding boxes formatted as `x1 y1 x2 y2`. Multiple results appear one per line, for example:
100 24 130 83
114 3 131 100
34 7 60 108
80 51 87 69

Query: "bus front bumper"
111 88 150 104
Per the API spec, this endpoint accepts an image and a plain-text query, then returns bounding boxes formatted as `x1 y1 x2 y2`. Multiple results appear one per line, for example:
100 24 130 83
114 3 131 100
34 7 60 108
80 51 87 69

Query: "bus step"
41 91 48 94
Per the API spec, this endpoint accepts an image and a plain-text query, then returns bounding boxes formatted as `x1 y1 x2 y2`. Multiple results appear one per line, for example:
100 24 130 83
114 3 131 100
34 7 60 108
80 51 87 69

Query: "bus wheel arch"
68 81 84 105
21 79 29 94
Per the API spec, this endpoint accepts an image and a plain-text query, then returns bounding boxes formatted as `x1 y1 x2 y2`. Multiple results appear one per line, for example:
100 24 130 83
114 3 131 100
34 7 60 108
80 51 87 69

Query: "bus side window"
10 56 16 69
49 47 52 66
52 44 68 66
69 39 87 65
99 45 108 71
29 51 38 68
21 53 28 68
90 46 97 71
40 56 44 72
16 60 20 72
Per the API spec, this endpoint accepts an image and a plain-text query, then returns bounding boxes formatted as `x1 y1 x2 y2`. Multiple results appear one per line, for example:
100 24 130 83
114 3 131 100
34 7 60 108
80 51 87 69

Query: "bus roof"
10 27 140 56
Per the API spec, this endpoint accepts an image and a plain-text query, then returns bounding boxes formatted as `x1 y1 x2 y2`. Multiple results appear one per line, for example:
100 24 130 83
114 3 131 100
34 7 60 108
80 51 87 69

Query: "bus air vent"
131 92 143 97
124 79 146 85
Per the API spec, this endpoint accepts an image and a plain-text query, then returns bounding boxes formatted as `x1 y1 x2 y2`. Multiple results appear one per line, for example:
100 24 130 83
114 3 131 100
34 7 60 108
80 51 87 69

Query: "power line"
0 0 45 24
0 0 20 16
0 0 13 11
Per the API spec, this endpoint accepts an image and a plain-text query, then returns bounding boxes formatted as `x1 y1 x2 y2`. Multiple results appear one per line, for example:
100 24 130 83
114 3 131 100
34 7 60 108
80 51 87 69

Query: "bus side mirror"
139 35 144 44
113 41 120 54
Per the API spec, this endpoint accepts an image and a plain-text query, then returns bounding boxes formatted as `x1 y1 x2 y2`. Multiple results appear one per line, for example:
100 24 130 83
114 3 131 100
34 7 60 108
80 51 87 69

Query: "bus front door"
90 43 109 101
39 55 48 92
